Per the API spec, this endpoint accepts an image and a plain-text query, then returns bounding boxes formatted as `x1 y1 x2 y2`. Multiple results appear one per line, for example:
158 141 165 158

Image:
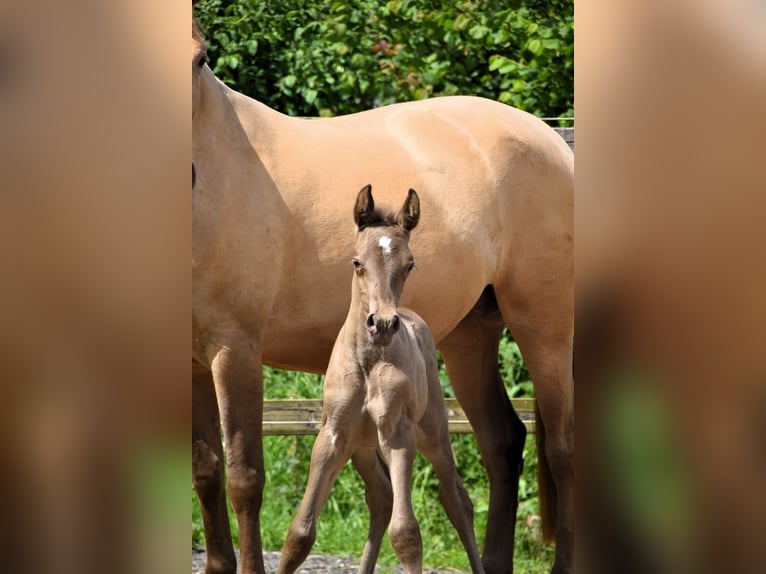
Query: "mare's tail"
535 401 557 543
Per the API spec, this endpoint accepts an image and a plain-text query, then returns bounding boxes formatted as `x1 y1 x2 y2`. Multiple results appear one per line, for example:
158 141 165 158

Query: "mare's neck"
194 70 287 160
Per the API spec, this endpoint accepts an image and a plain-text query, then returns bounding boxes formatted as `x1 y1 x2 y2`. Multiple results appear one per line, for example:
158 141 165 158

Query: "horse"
277 186 485 574
191 12 574 574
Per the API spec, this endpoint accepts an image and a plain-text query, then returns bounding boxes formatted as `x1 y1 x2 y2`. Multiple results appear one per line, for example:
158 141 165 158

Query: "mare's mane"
193 18 206 47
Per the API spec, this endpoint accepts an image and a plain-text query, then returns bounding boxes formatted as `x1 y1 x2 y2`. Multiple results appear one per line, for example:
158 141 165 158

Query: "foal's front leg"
379 417 422 574
276 426 354 574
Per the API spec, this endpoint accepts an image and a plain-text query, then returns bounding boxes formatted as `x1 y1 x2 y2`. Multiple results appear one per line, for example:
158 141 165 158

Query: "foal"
277 185 484 574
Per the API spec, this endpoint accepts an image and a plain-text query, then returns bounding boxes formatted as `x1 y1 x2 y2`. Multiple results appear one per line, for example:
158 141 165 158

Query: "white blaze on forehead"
378 235 393 255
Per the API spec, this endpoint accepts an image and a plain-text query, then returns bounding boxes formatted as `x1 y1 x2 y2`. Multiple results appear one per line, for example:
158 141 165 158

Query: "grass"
192 333 554 572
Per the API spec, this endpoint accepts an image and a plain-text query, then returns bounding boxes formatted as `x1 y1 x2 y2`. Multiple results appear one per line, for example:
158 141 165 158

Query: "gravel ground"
192 549 469 573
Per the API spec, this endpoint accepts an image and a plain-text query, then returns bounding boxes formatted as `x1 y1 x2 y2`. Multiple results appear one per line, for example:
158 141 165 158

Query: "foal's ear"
354 184 375 229
398 189 420 232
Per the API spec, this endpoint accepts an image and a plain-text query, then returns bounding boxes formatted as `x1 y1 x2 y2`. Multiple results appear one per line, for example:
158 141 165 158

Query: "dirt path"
192 549 469 573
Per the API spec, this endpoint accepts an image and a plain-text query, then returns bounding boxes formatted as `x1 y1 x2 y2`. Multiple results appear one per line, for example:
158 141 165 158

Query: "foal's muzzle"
366 313 400 346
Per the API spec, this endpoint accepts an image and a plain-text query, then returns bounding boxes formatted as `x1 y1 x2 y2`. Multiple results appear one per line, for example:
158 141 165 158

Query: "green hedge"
194 0 573 119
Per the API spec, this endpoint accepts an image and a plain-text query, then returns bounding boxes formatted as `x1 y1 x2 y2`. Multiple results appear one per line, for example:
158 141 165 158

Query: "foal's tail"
535 402 557 543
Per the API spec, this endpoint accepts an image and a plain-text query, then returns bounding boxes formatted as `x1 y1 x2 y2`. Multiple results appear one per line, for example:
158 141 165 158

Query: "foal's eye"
352 259 362 271
407 261 416 273
197 53 208 68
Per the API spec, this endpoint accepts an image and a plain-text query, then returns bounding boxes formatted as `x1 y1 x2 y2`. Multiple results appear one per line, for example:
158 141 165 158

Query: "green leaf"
468 24 488 40
386 0 402 14
453 13 470 31
283 75 297 88
303 88 318 105
488 55 507 72
489 55 518 75
491 29 510 44
499 61 517 74
213 31 230 47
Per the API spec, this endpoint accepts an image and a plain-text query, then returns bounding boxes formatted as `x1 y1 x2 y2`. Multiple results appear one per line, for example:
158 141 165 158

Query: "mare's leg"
418 417 485 574
193 369 236 574
209 341 265 574
351 448 393 574
439 289 526 574
378 417 422 574
495 285 574 574
276 426 355 574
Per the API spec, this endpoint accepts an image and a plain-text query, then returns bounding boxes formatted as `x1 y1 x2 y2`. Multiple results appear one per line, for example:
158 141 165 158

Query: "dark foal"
276 185 485 574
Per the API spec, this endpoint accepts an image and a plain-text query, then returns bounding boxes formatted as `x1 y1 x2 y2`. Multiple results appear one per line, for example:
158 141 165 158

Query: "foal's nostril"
390 314 400 333
366 314 377 333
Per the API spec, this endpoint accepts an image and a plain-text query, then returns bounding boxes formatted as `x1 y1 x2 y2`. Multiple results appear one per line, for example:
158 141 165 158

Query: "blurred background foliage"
194 0 573 120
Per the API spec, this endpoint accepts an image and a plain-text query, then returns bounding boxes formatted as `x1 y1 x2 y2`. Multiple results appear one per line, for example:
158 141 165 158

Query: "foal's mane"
357 208 401 231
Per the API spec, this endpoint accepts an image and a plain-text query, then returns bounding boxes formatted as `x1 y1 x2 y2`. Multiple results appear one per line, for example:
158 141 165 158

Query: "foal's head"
351 184 420 347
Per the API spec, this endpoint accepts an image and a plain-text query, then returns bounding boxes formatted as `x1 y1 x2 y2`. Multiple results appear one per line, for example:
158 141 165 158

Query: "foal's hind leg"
439 291 526 574
352 448 393 574
193 369 236 574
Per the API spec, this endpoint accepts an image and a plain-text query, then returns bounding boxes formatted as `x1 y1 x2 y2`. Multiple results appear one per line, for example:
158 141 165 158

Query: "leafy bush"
194 0 573 120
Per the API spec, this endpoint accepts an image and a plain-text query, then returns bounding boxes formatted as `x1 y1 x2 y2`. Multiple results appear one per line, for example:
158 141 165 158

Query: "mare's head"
351 184 420 347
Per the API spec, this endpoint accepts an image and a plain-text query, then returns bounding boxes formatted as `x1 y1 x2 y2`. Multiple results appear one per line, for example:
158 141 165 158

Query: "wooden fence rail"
263 398 536 436
553 126 574 152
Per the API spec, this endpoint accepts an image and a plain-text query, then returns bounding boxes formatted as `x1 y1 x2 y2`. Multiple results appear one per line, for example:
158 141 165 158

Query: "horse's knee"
388 517 422 562
286 521 317 557
226 463 265 513
192 439 223 495
546 439 574 480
